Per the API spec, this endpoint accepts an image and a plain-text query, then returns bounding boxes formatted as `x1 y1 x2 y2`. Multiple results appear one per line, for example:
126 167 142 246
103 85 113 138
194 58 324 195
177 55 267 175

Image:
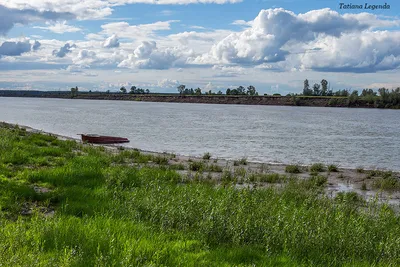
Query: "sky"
0 0 399 94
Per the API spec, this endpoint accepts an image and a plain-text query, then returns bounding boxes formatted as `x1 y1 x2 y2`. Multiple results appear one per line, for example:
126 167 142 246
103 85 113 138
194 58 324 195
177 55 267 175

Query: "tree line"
302 79 400 107
177 85 258 96
119 86 150 94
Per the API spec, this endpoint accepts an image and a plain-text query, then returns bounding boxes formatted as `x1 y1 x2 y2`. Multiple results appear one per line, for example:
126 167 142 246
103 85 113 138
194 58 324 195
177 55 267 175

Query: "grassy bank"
1 123 400 266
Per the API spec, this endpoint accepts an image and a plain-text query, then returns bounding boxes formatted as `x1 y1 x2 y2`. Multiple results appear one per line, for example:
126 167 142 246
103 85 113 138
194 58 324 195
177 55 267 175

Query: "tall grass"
1 124 400 266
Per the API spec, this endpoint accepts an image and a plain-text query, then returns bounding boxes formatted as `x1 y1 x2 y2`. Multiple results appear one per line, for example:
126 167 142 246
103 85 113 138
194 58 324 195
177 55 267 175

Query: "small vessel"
80 134 130 144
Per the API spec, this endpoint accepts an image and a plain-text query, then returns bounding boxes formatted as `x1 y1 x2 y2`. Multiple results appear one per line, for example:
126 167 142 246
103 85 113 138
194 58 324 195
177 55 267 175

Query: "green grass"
233 157 248 166
1 124 400 266
202 152 211 160
328 164 339 172
309 163 326 173
189 161 205 172
285 164 302 173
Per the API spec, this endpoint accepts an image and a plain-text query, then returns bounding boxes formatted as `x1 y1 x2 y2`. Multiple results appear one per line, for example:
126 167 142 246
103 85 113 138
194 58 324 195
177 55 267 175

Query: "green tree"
303 79 312 96
145 89 150 94
247 85 257 96
70 86 78 97
177 85 186 95
321 79 328 96
120 87 127 94
195 88 202 95
237 86 245 95
313 83 320 96
217 90 223 95
130 86 136 94
226 88 231 95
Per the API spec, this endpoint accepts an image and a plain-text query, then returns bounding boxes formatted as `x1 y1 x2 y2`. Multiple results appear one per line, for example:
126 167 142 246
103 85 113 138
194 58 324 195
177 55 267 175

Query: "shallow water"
1 97 399 170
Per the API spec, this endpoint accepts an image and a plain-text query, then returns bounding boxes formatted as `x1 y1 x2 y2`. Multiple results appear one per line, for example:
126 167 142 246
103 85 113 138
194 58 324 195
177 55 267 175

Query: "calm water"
1 97 399 170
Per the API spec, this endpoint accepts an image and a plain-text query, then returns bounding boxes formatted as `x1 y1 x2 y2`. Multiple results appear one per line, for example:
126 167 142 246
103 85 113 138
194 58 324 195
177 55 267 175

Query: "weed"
207 164 223 172
170 163 185 170
309 163 325 173
189 161 204 172
285 165 301 174
327 164 339 172
152 155 169 165
202 152 211 160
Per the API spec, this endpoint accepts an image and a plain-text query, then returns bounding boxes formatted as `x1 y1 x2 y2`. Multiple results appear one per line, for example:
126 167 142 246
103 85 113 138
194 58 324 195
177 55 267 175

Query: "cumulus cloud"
52 43 77 58
73 49 98 65
0 4 75 35
0 39 41 57
103 34 120 48
157 79 180 88
118 41 194 69
193 8 400 66
300 31 400 73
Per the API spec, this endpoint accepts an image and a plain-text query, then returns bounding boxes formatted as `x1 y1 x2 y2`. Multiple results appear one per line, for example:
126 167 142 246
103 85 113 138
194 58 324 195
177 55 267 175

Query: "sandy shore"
2 121 400 205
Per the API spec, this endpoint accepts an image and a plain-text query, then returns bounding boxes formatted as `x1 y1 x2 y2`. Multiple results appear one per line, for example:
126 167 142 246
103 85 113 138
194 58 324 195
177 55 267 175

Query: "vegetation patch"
309 163 326 173
285 165 302 174
327 164 339 172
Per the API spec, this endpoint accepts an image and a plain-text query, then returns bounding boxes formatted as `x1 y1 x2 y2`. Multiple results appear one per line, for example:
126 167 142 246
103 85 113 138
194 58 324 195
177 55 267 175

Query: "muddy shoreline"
2 121 400 205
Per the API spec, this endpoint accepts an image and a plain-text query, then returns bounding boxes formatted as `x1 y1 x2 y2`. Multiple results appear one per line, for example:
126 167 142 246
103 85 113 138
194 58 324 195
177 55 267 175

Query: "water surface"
1 97 399 170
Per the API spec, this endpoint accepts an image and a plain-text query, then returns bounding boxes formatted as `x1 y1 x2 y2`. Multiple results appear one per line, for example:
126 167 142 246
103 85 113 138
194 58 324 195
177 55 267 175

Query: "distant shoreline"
1 91 398 109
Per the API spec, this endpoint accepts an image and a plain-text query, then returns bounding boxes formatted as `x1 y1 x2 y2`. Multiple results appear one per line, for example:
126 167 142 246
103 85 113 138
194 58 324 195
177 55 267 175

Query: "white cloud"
189 26 206 30
118 41 195 69
103 34 120 48
100 20 179 40
73 49 98 65
211 65 246 77
157 78 180 88
193 8 398 68
232 20 252 26
34 21 82 34
299 31 400 73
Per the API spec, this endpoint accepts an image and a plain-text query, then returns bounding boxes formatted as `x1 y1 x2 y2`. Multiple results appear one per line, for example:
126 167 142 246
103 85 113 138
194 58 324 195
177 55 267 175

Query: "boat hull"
81 134 130 144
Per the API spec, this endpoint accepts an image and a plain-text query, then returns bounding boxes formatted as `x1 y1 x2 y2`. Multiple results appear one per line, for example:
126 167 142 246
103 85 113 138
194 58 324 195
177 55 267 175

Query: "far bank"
1 90 399 109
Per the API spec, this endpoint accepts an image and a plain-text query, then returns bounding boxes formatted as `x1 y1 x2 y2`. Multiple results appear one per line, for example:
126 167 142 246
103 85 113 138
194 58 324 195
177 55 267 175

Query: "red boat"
80 134 130 144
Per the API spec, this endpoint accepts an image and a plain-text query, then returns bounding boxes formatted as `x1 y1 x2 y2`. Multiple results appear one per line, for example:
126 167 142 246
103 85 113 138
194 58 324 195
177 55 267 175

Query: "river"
1 97 399 170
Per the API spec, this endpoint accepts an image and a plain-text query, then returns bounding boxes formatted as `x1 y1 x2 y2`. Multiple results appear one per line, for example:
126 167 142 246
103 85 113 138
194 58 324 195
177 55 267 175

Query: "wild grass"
285 164 302 173
207 164 223 172
189 161 205 172
328 164 339 172
233 157 248 166
248 173 285 183
309 163 326 173
202 152 211 160
1 124 400 266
